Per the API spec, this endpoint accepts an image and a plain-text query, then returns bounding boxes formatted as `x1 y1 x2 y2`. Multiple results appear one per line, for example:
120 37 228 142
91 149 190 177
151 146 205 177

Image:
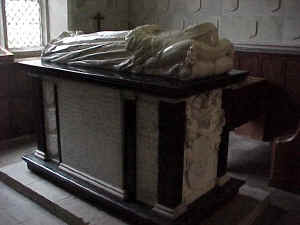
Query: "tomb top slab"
18 59 247 99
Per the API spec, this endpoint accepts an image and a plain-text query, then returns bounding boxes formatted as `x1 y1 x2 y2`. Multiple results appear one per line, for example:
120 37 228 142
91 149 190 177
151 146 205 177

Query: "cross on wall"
93 12 104 31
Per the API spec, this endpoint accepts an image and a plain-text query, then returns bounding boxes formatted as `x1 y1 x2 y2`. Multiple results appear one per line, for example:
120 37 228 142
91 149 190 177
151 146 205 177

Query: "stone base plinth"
20 153 249 225
0 160 277 225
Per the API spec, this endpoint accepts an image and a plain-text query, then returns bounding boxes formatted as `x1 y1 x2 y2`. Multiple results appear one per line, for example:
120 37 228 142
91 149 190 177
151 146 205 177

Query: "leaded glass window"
4 0 42 49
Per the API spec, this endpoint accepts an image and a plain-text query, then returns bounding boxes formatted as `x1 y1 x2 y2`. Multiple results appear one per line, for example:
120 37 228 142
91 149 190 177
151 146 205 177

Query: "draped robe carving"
42 23 234 80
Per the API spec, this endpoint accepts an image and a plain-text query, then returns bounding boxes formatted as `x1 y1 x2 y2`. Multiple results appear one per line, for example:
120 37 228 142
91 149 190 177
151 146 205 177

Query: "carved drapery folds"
42 23 234 80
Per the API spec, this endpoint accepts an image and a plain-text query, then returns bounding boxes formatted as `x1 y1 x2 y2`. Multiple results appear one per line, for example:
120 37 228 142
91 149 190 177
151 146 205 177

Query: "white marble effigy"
42 23 234 80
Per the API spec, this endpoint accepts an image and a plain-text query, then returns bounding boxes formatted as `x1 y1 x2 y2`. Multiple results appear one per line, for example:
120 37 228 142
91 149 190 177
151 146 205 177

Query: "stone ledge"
0 161 279 225
0 162 124 225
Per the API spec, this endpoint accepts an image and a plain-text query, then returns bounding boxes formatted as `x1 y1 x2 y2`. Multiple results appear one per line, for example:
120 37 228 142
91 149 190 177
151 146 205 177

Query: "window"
0 0 48 53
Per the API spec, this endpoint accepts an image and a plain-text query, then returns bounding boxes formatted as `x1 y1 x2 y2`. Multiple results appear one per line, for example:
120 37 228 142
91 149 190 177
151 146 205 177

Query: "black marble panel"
18 60 248 99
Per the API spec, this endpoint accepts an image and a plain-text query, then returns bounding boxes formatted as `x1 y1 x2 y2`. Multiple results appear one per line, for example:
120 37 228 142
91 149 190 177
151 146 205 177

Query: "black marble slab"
17 59 248 99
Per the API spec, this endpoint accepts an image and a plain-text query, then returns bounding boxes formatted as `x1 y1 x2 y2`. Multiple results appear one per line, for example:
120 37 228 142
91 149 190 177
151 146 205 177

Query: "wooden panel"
10 97 34 138
0 100 10 140
261 55 285 87
234 52 240 68
238 53 260 76
234 115 266 140
271 137 300 194
0 63 35 141
235 50 300 194
286 59 300 76
0 67 9 97
9 67 33 97
285 60 300 107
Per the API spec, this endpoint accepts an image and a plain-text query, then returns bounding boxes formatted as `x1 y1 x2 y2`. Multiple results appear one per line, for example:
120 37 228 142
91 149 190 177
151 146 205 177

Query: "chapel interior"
0 0 300 225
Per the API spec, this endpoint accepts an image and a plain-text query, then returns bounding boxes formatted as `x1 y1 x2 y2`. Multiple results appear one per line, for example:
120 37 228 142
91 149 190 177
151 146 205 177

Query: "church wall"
48 0 68 40
128 0 300 48
68 0 129 33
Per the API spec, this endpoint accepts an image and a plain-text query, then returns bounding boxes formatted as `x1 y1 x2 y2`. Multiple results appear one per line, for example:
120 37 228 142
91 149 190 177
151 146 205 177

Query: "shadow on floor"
0 135 36 168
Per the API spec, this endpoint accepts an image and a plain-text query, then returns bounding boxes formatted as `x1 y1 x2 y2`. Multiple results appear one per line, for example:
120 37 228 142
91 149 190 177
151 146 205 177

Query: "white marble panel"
58 80 124 189
44 107 57 134
43 81 59 161
46 133 59 159
183 89 225 205
43 80 55 107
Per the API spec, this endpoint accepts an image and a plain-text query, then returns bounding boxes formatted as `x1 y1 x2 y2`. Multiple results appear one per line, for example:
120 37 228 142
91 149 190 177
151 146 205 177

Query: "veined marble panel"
183 89 225 205
57 80 124 190
43 81 59 161
136 95 159 206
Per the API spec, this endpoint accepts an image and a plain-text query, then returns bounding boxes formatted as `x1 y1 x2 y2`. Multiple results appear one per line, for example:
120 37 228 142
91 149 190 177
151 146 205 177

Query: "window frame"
0 0 49 57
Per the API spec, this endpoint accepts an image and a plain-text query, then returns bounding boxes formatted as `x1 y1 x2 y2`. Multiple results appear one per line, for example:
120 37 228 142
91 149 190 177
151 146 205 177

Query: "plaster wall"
48 0 68 40
49 0 300 47
68 0 129 33
128 0 300 47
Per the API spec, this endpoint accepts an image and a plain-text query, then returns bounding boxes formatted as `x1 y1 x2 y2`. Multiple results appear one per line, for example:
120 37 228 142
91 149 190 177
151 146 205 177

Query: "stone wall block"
284 0 300 18
220 16 258 42
222 0 264 16
283 16 300 43
255 16 282 43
